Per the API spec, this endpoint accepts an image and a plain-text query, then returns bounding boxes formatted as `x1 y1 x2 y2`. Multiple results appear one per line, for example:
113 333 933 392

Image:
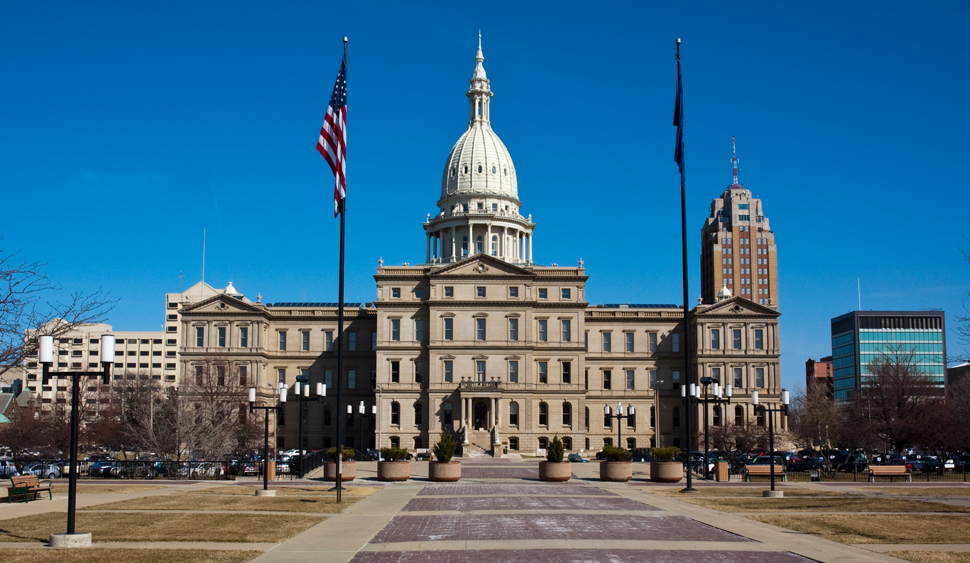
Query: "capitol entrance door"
473 401 488 430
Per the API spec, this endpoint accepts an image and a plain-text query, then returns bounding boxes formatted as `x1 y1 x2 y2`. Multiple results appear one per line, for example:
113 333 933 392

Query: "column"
469 224 474 256
451 227 456 262
487 223 492 256
426 232 431 263
528 233 533 263
503 226 508 259
495 398 501 428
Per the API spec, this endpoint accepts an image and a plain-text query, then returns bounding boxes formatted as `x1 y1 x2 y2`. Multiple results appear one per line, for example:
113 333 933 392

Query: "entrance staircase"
464 428 495 457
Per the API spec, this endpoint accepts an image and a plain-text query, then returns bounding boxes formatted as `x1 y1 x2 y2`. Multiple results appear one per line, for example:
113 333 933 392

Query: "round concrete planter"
323 460 357 482
539 461 572 482
377 460 411 482
599 461 633 482
650 461 683 483
429 461 461 482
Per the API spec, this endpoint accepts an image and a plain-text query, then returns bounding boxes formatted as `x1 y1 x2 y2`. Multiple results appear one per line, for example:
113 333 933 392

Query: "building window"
445 286 454 297
713 405 721 426
195 327 204 347
509 402 519 426
217 365 226 386
476 318 486 340
538 288 547 299
733 329 741 349
444 318 453 340
392 288 401 298
673 407 681 427
391 402 400 425
444 360 453 383
476 235 483 253
414 402 422 426
602 332 611 352
347 332 356 351
672 333 680 352
239 365 248 386
279 331 287 351
240 327 248 348
672 370 680 387
509 318 518 341
625 332 634 352
627 407 635 428
538 361 547 384
462 237 468 256
562 402 572 427
324 406 332 426
650 406 656 428
712 367 721 383
562 362 571 384
391 319 401 341
735 405 744 426
562 320 571 342
391 361 400 383
217 327 226 347
756 367 765 388
734 367 743 388
414 320 424 342
650 370 657 389
348 369 356 389
302 331 310 351
414 361 423 383
649 333 657 352
711 329 720 350
562 437 573 450
325 331 333 351
509 437 519 450
538 320 547 342
754 329 764 349
626 370 635 390
604 406 612 428
538 402 548 426
477 286 486 298
509 286 518 297
277 368 286 385
371 332 377 350
585 406 590 430
491 235 498 256
325 369 333 390
603 370 612 390
756 406 766 427
414 288 424 299
509 360 518 383
562 288 570 299
443 402 453 425
475 360 486 382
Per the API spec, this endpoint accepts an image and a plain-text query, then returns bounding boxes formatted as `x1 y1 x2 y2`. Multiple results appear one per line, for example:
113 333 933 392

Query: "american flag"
317 59 347 217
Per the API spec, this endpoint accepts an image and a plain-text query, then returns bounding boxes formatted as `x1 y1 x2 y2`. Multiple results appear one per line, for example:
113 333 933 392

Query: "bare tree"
956 245 970 363
0 240 114 377
788 380 840 450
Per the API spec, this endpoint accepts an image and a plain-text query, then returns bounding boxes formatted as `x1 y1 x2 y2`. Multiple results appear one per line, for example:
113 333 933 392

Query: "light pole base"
679 487 699 493
763 490 784 498
49 532 92 548
255 489 277 497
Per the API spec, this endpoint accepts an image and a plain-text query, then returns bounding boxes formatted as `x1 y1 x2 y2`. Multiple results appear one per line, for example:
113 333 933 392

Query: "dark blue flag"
673 57 684 179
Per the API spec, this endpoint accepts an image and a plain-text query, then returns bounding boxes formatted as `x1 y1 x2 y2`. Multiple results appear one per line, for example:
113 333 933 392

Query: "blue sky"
3 1 968 391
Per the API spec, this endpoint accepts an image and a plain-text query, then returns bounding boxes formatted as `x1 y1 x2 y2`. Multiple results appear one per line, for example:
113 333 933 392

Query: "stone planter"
539 461 572 482
323 460 357 482
429 461 461 482
650 461 683 483
599 461 633 482
377 460 411 482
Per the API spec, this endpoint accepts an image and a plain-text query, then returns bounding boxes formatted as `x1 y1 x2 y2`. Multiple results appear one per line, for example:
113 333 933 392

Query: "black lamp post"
249 385 287 495
293 379 325 478
680 382 698 492
751 389 790 496
606 401 635 448
699 377 732 480
356 400 376 454
38 333 114 548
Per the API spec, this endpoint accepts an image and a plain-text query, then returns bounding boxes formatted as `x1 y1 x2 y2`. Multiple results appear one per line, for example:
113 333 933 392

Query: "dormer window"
492 166 496 173
478 202 483 210
478 165 483 173
464 165 468 174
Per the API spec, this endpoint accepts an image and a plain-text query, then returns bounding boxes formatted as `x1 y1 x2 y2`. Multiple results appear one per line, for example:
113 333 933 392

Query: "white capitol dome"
439 35 518 203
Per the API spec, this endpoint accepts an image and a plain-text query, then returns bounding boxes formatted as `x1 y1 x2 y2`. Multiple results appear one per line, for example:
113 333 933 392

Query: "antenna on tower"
730 136 743 189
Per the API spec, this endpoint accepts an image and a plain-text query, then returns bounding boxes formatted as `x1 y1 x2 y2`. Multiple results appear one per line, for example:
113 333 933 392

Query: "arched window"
476 235 483 253
443 402 453 425
538 402 548 426
604 405 613 428
627 438 636 450
673 407 681 428
491 165 496 174
734 405 744 426
562 437 572 450
562 402 572 427
462 236 468 256
509 402 519 426
390 402 400 426
324 405 332 427
585 406 590 430
463 165 468 174
414 401 422 426
626 406 635 429
756 406 766 427
713 405 721 427
478 164 483 173
491 235 498 256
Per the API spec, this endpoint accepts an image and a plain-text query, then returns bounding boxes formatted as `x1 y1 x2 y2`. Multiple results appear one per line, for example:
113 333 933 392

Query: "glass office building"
831 311 946 401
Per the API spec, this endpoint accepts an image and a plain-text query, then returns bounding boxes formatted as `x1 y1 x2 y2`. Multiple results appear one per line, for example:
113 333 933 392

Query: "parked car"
830 451 868 472
787 456 825 472
749 456 785 466
23 462 61 479
89 461 116 477
0 459 20 477
567 453 589 463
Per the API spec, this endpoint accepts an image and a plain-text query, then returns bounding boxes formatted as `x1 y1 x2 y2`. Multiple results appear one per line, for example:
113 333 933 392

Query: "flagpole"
335 36 347 503
676 38 696 493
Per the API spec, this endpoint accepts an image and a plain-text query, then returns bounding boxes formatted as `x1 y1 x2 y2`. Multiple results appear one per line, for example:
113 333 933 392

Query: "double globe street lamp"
699 376 732 480
606 401 635 448
751 389 790 497
293 380 325 478
248 385 287 496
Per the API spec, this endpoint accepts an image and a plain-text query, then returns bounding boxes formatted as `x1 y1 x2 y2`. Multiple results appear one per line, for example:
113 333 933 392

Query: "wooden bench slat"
7 475 52 503
868 465 912 482
744 465 787 482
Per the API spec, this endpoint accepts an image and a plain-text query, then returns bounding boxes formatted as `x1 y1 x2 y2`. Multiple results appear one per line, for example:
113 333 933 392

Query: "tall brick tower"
700 139 778 308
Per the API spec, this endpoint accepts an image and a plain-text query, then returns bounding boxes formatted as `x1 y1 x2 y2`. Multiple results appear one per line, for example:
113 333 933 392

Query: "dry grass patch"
0 548 260 563
643 487 844 498
885 552 970 563
859 487 970 497
749 514 970 544
51 484 167 495
192 485 379 497
83 493 362 513
684 497 970 513
0 512 323 543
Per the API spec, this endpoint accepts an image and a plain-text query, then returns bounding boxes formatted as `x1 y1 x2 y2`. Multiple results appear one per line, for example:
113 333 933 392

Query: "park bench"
868 465 912 482
744 465 787 482
7 475 53 503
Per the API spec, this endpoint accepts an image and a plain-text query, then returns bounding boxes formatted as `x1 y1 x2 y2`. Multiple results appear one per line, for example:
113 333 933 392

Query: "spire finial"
476 31 484 63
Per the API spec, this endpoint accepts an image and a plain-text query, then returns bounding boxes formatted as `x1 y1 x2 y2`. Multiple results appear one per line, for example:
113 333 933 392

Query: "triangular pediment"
433 254 533 277
181 294 264 315
695 296 780 318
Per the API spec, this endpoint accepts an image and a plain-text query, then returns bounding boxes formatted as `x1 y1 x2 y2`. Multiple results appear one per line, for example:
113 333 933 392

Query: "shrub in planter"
378 447 411 482
599 445 633 482
539 436 571 482
650 446 683 483
430 433 460 482
323 447 357 482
